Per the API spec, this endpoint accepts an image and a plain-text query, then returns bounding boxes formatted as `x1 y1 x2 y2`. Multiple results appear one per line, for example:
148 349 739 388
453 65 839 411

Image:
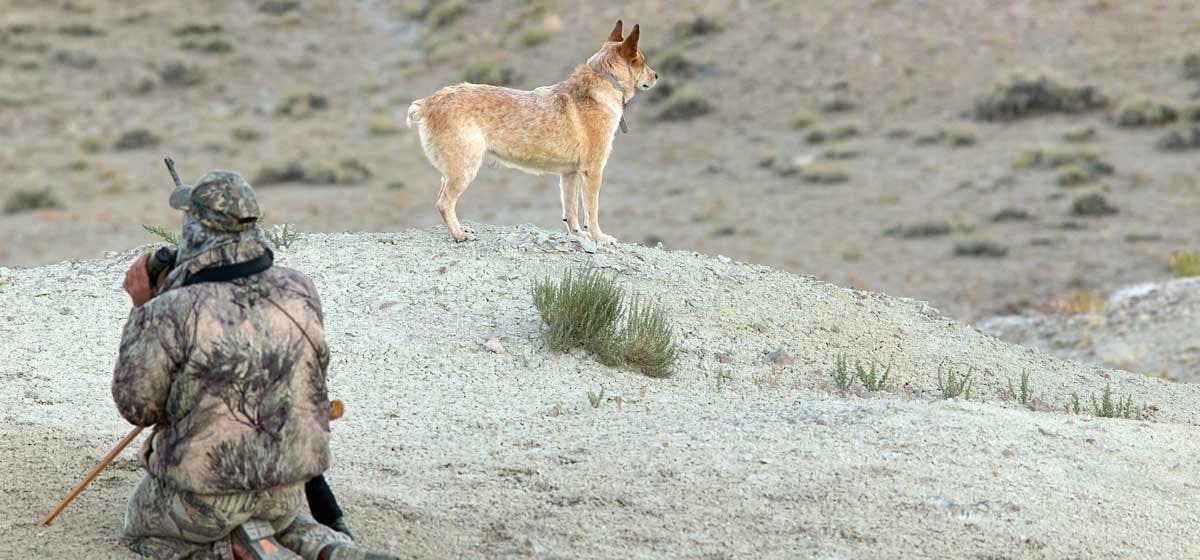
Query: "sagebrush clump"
974 70 1107 121
533 269 677 378
1169 250 1200 277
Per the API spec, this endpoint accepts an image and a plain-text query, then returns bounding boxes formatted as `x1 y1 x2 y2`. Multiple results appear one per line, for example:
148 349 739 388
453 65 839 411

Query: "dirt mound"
2 225 1197 559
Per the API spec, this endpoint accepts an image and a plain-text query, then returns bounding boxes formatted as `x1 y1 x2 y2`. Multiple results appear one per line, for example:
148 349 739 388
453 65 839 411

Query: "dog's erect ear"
607 20 623 42
619 24 640 57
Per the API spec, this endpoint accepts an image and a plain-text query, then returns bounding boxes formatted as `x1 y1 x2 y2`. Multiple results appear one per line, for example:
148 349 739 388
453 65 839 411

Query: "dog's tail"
406 98 425 128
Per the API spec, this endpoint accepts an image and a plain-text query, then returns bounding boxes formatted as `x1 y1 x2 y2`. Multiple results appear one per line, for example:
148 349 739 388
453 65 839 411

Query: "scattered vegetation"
830 354 854 394
1042 290 1105 314
265 223 298 249
158 60 207 87
805 122 860 144
253 156 372 186
1157 126 1200 151
113 128 162 150
652 85 714 121
800 162 850 185
258 0 301 15
816 91 856 113
791 111 817 130
4 187 62 215
1185 50 1200 80
425 0 468 28
1006 370 1035 408
991 208 1033 223
1011 145 1108 170
277 91 329 117
1169 250 1200 278
230 127 263 142
943 124 978 146
1071 190 1118 217
533 269 678 378
53 48 97 69
519 28 553 48
937 362 974 399
142 224 178 245
368 115 402 136
1111 95 1177 127
1055 163 1092 187
855 359 892 392
587 387 605 409
672 13 723 39
953 236 1009 258
822 142 863 160
974 70 1107 121
651 45 701 79
173 23 222 35
1090 384 1142 419
462 58 517 86
1062 126 1097 143
180 39 234 54
884 220 968 239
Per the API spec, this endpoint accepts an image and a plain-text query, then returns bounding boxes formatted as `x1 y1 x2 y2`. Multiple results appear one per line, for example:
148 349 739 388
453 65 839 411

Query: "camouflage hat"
168 170 261 232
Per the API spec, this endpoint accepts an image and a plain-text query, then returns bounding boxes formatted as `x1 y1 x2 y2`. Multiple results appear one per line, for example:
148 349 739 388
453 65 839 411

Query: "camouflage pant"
124 475 352 560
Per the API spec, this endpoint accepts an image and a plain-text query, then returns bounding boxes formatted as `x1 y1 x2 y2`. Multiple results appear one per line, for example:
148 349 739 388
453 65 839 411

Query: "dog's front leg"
581 169 617 244
559 173 584 236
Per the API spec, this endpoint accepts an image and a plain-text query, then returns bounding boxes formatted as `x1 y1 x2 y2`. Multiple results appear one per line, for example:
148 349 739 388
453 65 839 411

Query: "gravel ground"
2 225 1198 559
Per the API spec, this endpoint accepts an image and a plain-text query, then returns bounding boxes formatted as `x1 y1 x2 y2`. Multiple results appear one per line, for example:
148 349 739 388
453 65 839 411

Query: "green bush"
937 362 974 399
974 70 1106 121
1071 190 1118 217
463 58 517 86
652 85 714 121
1112 95 1177 127
4 187 62 215
533 269 677 377
1169 250 1200 277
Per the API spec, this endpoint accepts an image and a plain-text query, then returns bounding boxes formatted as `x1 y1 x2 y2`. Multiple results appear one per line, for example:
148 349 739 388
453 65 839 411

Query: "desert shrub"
79 135 104 153
1091 384 1141 419
673 13 723 39
653 85 714 121
757 148 778 169
937 362 974 399
180 39 234 54
1071 190 1118 217
1006 370 1034 407
1055 163 1092 186
54 48 97 69
426 0 468 27
884 220 966 239
3 187 61 215
651 44 700 78
822 142 863 160
277 91 329 117
1157 126 1200 151
1012 145 1111 173
57 23 104 37
1042 291 1105 314
885 127 913 139
368 115 402 136
800 162 849 184
817 91 856 113
953 236 1008 258
805 122 860 144
158 60 206 87
856 359 892 392
991 208 1033 222
1062 126 1097 143
519 28 553 48
618 297 677 378
1184 51 1200 80
173 23 222 35
1169 250 1200 277
463 58 517 86
943 124 978 146
258 0 301 15
265 223 298 249
230 127 263 142
792 111 818 130
1111 95 1177 127
533 269 677 377
142 224 178 245
114 128 162 150
974 70 1106 121
253 156 371 186
831 354 854 393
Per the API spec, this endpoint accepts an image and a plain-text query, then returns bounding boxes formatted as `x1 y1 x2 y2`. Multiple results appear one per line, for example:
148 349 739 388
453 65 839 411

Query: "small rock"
716 351 733 364
483 338 506 354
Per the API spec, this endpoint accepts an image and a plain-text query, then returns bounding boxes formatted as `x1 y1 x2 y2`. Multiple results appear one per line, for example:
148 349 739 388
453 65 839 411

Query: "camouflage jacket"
112 239 332 494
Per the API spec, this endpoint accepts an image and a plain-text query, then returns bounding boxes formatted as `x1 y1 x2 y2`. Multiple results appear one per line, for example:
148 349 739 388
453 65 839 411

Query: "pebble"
483 338 506 354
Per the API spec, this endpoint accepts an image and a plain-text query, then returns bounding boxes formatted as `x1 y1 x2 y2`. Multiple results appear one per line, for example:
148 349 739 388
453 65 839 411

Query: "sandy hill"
1 225 1198 559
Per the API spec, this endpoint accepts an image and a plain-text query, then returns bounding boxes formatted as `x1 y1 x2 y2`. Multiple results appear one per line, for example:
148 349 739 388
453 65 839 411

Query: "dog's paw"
462 226 476 235
452 231 478 242
592 232 618 244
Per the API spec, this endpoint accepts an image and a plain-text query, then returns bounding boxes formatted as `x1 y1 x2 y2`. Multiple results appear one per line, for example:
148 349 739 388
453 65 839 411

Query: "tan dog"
406 20 658 243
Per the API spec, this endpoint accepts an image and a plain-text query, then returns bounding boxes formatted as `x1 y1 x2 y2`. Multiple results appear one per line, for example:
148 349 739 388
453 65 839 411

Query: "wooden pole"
37 425 144 527
36 399 345 527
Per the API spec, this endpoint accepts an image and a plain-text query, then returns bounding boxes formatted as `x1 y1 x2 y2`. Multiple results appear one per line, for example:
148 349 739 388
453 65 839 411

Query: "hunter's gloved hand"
123 254 167 307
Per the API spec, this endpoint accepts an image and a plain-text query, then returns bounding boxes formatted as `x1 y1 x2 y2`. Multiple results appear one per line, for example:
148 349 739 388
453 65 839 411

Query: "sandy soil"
3 1 1200 321
2 226 1197 559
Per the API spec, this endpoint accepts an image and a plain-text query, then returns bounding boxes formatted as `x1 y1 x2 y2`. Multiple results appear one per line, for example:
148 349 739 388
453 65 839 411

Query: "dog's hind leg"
580 169 616 244
434 129 485 242
559 173 584 236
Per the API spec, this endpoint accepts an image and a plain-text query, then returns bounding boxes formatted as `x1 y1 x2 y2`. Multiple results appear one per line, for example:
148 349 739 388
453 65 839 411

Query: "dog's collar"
588 63 628 134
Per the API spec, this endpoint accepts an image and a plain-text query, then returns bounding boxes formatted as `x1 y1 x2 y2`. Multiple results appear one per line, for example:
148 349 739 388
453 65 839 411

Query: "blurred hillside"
2 0 1200 321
